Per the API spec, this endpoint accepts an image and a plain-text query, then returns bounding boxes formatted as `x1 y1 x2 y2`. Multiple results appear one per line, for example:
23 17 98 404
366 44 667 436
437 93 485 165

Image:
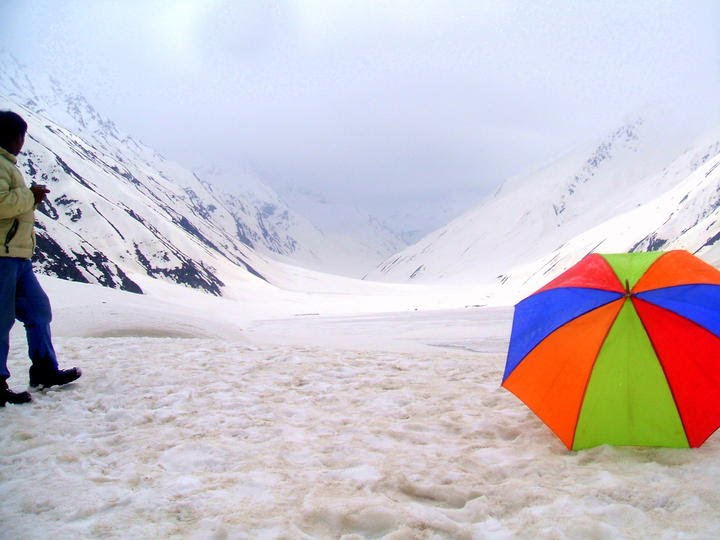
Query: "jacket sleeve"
0 167 35 219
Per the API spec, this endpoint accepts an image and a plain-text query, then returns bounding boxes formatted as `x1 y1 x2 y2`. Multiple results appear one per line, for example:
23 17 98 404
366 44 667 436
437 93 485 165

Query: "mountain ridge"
366 118 720 295
1 53 404 290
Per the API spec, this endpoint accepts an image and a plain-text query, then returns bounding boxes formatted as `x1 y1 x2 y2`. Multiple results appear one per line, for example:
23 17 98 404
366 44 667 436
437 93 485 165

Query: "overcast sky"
2 0 719 221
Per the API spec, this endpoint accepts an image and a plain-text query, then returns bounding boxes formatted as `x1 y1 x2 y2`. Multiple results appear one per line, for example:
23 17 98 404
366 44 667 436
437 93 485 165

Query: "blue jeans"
0 258 59 380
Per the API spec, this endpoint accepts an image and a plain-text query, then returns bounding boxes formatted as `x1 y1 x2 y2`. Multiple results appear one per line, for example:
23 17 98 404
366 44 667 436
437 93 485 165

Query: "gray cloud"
2 0 719 218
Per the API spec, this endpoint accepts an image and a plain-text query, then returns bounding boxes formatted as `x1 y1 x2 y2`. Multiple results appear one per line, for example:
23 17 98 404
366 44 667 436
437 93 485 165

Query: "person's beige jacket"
0 146 36 259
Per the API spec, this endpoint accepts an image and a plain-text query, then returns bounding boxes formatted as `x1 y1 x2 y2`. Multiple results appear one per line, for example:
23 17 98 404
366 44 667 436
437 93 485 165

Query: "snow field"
2 325 720 538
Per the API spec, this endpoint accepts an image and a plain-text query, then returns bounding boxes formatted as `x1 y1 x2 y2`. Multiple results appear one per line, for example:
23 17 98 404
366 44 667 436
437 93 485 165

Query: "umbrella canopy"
502 250 720 450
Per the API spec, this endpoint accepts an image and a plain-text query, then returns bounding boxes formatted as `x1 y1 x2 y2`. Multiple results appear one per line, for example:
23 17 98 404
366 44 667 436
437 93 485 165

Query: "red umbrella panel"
502 250 720 450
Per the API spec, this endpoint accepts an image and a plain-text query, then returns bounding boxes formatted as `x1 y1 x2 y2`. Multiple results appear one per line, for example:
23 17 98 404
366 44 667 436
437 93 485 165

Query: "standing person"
0 110 81 406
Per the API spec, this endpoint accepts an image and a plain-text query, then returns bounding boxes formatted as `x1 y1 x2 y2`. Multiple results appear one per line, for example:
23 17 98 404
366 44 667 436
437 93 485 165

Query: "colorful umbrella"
502 250 720 450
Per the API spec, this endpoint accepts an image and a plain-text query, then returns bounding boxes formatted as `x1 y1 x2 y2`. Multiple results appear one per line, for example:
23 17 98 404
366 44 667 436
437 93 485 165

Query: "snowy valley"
2 47 720 540
7 51 719 305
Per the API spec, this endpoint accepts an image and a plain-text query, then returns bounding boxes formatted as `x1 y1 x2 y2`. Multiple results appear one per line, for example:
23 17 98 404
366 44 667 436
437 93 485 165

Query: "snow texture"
1 277 719 538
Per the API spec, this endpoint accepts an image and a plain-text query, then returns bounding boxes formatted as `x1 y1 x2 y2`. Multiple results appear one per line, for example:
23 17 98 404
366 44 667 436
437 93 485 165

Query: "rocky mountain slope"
0 54 403 293
1 93 271 295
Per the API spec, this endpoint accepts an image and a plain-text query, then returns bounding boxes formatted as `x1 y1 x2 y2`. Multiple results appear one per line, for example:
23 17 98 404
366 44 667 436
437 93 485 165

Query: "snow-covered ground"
2 277 720 539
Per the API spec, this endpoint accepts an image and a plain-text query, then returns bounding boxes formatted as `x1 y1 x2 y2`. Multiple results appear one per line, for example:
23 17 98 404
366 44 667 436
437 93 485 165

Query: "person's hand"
30 184 50 205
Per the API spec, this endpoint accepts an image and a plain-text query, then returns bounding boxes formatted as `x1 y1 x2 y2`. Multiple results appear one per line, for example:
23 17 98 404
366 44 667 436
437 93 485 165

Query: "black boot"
29 366 82 389
1 379 32 406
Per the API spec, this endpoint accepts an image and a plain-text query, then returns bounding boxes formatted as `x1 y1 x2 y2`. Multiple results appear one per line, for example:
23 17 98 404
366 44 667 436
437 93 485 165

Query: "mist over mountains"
2 52 719 302
366 118 720 298
0 54 407 292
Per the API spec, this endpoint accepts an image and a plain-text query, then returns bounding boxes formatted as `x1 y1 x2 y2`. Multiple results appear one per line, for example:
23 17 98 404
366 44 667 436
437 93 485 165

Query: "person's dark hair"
0 110 28 151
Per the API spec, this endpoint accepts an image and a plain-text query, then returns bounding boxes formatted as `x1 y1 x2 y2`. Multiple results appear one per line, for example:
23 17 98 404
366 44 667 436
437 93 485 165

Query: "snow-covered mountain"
0 54 405 292
366 119 720 296
1 95 277 295
0 55 303 294
496 130 720 298
7 49 718 300
195 172 406 278
271 185 406 275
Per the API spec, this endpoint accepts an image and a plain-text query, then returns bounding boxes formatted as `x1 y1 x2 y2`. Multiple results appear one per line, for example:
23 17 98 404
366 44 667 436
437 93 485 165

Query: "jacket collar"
0 147 18 164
